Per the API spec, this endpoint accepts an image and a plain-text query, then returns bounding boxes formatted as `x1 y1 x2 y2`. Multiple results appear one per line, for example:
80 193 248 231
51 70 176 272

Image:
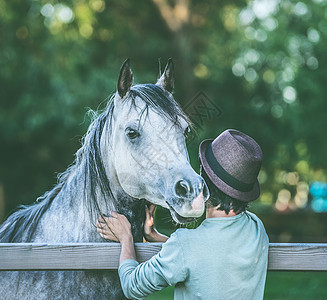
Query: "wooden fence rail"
0 243 326 271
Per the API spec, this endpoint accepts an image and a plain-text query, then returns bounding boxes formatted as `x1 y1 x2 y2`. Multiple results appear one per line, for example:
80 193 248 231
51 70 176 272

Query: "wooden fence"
0 243 327 271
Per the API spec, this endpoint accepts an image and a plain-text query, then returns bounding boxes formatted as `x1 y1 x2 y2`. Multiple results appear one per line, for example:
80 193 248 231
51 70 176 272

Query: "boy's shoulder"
245 210 269 242
245 210 264 224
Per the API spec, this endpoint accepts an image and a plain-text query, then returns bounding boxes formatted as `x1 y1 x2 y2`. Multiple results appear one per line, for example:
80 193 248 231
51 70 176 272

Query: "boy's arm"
96 210 187 299
96 211 136 263
119 234 136 264
119 232 187 299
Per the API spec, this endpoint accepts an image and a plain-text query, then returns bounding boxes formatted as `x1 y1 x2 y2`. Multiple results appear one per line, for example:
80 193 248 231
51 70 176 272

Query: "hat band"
205 143 254 192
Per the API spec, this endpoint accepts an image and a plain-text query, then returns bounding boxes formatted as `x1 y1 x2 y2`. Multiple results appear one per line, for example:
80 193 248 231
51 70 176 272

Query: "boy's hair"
200 165 249 214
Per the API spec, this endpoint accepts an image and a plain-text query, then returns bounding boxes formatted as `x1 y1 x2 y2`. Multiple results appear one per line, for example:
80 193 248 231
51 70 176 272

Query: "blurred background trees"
1 0 327 241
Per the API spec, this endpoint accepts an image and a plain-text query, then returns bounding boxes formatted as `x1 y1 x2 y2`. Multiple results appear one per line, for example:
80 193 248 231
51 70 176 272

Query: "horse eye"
184 126 191 136
126 128 140 140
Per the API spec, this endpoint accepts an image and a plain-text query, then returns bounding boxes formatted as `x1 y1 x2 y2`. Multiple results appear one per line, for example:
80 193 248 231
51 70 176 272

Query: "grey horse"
0 59 208 299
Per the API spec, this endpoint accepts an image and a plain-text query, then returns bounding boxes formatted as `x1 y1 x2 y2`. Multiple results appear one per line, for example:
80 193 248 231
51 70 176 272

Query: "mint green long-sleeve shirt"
119 211 269 300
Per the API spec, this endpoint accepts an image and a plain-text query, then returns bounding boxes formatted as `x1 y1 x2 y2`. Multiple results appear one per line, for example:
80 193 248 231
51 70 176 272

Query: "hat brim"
199 139 260 202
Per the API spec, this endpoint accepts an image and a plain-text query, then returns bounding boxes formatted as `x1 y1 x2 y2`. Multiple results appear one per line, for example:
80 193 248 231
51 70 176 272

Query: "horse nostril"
175 180 191 198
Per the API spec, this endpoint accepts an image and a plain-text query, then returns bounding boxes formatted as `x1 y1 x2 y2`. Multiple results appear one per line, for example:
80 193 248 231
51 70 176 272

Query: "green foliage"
1 0 327 219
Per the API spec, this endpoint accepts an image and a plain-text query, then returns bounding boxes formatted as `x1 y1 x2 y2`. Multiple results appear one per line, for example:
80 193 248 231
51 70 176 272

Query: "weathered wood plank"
0 243 162 271
268 243 327 271
0 243 326 271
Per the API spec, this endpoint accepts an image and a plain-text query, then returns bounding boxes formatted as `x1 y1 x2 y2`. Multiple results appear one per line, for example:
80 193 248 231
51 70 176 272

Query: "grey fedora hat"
199 129 262 202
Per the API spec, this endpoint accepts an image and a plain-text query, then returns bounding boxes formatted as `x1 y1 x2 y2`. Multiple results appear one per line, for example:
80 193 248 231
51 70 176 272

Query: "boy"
97 129 269 299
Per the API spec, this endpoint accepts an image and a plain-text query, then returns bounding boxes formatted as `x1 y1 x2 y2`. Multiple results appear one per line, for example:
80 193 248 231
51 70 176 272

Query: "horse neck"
33 167 92 242
38 154 145 243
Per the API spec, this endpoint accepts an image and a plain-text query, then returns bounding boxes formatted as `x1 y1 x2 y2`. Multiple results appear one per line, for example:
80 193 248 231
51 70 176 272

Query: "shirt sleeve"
118 231 188 299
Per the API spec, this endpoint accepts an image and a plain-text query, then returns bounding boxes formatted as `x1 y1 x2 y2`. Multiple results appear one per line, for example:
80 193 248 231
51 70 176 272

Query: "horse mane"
0 183 63 242
0 83 190 242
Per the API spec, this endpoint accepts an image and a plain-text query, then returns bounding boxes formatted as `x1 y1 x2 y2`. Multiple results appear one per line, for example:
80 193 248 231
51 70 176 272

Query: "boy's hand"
144 203 168 243
97 211 132 243
97 211 136 263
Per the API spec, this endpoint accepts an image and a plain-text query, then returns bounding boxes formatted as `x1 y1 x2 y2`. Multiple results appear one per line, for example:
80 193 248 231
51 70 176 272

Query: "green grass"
264 272 327 300
145 286 173 299
145 272 327 299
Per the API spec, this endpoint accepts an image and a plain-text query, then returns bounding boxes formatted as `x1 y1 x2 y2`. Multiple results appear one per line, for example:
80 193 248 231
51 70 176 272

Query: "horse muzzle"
166 176 209 223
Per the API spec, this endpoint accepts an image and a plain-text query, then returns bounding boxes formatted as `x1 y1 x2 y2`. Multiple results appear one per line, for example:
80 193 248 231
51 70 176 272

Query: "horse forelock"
128 84 191 129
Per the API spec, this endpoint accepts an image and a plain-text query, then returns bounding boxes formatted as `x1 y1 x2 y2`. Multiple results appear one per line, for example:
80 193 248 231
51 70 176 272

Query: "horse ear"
117 59 133 99
156 58 174 93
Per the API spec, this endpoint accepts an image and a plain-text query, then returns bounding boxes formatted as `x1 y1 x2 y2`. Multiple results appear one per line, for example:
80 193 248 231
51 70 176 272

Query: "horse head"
104 59 209 223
